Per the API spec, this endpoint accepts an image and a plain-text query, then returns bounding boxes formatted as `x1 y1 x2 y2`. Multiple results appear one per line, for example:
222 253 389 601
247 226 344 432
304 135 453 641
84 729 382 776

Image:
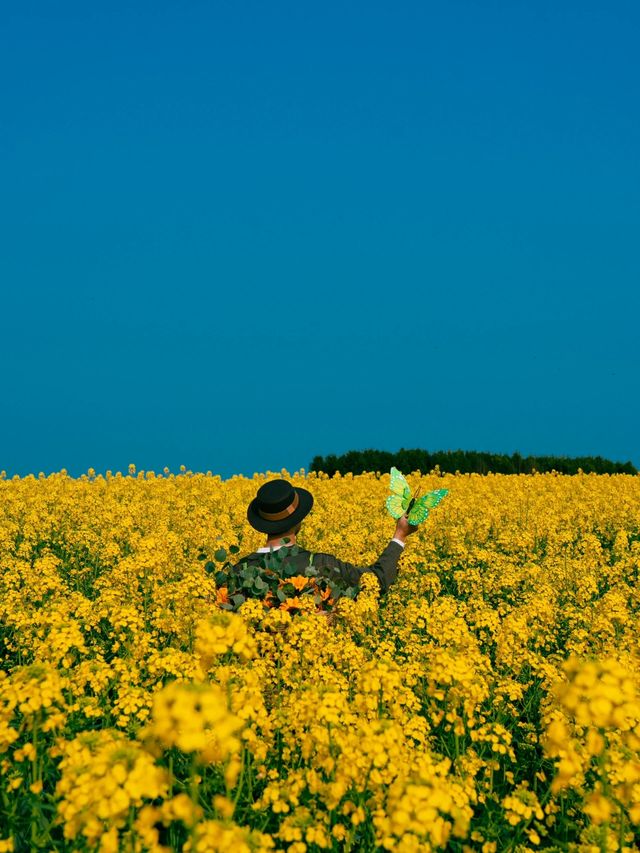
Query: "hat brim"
247 487 314 535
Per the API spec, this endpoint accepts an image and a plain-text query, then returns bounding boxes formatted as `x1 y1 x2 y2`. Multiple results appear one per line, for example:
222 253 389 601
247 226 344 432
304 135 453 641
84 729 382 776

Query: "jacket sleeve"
311 540 404 594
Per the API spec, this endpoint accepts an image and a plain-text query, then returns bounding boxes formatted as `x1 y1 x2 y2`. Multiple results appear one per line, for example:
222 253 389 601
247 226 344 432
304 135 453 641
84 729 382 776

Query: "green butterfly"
385 467 449 525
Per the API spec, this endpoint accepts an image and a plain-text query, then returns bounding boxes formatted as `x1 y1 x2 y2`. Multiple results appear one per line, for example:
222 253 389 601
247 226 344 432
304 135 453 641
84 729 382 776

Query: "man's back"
234 540 404 594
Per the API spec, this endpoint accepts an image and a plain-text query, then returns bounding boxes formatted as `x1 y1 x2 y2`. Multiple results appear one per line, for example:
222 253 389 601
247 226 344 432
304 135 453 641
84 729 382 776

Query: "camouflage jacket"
233 539 403 594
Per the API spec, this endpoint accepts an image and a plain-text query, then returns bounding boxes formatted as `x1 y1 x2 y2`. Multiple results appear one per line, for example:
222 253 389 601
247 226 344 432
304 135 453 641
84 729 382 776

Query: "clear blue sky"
2 1 639 477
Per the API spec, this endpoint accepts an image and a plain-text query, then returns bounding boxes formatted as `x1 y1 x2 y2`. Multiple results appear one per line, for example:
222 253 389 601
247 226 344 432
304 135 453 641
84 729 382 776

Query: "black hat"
247 479 314 535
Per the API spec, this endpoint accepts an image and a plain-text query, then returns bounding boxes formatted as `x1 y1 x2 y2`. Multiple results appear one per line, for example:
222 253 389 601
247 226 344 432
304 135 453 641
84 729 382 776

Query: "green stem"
189 754 199 846
231 749 248 814
31 714 40 847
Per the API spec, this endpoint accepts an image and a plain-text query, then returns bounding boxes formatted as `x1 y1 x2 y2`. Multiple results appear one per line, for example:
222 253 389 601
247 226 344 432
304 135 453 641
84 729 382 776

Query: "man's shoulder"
233 547 314 566
303 550 342 566
233 552 258 564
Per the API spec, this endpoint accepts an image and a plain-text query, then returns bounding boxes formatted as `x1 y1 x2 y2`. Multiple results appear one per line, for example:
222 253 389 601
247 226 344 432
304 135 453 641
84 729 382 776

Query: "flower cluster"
195 611 257 669
146 681 244 767
55 730 168 846
553 656 640 734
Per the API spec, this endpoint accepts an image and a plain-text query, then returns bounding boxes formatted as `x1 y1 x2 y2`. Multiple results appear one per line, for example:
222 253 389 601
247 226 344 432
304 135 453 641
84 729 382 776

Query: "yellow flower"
583 790 613 825
146 681 244 764
55 730 168 842
213 795 235 819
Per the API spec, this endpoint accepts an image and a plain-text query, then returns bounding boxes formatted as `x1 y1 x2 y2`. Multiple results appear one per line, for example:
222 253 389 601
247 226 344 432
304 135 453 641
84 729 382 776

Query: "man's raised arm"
312 515 418 594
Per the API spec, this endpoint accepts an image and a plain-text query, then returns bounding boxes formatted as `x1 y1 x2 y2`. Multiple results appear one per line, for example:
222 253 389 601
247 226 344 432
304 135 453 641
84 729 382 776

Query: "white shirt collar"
256 543 293 553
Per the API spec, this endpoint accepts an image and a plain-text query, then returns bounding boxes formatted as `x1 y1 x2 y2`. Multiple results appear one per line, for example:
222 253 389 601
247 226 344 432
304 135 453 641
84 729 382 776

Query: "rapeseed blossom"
0 467 639 849
146 681 244 764
55 730 168 844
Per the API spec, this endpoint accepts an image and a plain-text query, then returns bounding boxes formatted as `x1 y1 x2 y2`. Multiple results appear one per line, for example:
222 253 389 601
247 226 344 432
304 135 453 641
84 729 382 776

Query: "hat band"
258 492 299 521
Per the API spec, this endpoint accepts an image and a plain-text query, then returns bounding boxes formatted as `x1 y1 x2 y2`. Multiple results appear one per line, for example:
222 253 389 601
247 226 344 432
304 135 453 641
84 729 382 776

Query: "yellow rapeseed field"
1 466 640 852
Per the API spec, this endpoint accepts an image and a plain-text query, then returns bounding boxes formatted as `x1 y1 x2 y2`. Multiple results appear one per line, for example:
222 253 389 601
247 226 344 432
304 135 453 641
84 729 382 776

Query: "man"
234 478 417 593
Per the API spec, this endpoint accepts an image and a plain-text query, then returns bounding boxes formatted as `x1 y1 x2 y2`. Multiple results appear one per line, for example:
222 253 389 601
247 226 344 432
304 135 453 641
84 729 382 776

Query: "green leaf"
215 571 227 585
229 544 240 554
215 548 227 562
231 593 246 607
276 589 287 603
197 553 207 561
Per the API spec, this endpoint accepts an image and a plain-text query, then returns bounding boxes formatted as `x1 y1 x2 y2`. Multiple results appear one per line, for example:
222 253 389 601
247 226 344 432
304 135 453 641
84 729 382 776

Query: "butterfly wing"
386 494 406 520
387 467 412 519
422 488 449 508
406 489 449 525
389 467 410 497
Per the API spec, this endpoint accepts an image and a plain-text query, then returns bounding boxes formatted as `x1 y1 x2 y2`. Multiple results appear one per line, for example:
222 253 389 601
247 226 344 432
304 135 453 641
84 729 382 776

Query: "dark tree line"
309 448 638 476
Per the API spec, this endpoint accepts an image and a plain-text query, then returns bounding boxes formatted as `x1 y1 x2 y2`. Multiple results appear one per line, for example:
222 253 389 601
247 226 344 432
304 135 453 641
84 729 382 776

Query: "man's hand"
394 514 419 544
